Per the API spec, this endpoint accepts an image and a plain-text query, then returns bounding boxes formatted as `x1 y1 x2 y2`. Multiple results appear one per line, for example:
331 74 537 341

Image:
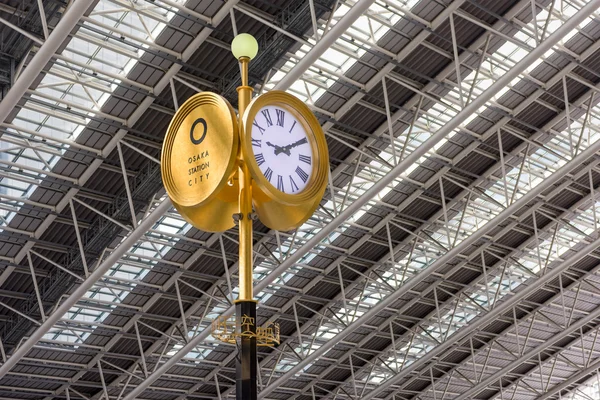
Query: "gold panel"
161 92 238 208
240 91 329 231
161 92 239 232
172 174 239 232
252 188 326 231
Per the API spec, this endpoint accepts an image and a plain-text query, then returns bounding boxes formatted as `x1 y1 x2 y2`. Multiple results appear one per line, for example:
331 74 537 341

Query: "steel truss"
2 0 600 399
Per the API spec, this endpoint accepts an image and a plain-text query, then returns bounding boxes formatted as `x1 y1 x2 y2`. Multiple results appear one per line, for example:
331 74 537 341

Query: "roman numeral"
264 167 273 182
252 138 261 147
253 120 265 134
289 175 299 192
262 109 273 127
296 166 309 183
277 175 284 192
255 153 265 166
276 109 285 127
299 154 311 165
289 120 297 134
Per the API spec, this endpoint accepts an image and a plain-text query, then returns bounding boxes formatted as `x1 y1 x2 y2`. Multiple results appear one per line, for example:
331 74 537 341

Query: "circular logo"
190 118 207 145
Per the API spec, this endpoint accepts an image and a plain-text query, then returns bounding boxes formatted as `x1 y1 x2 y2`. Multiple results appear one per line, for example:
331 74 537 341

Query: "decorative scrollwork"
211 315 280 346
256 322 280 346
211 315 236 344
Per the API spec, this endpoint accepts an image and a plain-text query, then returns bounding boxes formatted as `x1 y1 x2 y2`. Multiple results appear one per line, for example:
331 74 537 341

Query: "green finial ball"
231 33 258 60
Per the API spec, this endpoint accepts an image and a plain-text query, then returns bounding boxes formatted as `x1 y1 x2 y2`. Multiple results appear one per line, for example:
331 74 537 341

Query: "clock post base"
236 300 257 400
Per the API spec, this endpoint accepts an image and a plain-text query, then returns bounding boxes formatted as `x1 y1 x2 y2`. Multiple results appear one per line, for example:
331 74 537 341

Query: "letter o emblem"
190 118 207 145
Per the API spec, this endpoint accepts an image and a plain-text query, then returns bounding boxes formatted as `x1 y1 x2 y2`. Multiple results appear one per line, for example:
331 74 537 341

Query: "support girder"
290 156 600 399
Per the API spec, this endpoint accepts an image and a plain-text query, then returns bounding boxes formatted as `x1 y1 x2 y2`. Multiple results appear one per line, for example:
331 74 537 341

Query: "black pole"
236 300 257 400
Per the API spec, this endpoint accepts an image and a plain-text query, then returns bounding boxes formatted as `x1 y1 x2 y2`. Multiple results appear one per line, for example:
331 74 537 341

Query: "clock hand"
286 137 308 150
267 139 308 156
266 141 286 155
278 137 308 156
276 147 291 156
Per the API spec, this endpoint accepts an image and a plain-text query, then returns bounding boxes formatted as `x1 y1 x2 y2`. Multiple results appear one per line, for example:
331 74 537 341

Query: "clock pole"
232 33 259 400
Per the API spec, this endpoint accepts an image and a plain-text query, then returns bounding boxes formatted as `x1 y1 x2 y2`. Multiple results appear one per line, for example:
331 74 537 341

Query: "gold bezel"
240 91 329 206
161 92 238 208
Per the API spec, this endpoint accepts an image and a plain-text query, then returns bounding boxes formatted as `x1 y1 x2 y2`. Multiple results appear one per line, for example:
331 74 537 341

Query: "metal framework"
2 0 600 399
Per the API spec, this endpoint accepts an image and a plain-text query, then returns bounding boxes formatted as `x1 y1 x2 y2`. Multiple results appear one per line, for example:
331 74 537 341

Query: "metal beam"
264 138 600 398
0 197 171 377
358 201 600 392
0 0 95 123
486 322 600 400
294 156 600 400
338 50 600 400
273 0 375 90
454 297 600 400
537 359 600 400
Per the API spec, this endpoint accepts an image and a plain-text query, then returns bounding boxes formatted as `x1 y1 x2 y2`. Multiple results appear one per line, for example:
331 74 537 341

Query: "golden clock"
240 91 329 230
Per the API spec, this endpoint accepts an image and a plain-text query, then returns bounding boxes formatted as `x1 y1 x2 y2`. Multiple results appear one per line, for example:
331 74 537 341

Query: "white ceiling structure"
2 0 600 399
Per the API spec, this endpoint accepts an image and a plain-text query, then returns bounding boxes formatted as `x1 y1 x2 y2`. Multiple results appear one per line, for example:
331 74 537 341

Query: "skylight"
0 0 180 222
30 0 190 346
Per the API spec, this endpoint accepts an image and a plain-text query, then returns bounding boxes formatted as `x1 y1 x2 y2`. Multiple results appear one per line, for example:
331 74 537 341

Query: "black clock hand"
270 140 291 156
285 137 308 151
276 137 308 156
269 138 308 156
274 147 291 156
266 141 286 155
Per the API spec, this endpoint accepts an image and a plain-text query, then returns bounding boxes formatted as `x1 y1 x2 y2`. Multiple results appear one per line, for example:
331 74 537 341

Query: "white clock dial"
251 105 313 194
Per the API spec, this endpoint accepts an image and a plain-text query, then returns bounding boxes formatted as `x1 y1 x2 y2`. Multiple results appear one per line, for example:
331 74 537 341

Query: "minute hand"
275 137 308 156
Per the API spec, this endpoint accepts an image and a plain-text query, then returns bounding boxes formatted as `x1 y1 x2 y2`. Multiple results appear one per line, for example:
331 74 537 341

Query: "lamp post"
162 32 323 399
232 33 259 400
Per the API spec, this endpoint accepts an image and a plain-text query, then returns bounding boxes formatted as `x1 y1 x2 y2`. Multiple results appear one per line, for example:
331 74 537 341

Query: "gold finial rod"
237 65 253 301
240 56 249 87
237 57 251 115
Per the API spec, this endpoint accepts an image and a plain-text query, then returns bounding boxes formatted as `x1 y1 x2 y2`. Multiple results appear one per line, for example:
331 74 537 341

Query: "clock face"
250 105 314 194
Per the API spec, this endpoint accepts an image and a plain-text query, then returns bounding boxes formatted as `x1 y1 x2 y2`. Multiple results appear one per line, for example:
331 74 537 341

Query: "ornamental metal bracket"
211 314 280 346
